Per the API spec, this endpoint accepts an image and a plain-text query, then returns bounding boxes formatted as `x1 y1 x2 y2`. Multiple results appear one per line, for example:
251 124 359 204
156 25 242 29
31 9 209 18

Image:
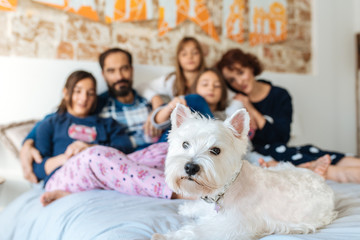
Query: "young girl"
151 68 246 135
34 71 183 206
138 36 206 111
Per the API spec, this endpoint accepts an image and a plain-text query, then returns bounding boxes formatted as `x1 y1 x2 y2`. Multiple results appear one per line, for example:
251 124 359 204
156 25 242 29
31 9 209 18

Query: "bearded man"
20 48 161 183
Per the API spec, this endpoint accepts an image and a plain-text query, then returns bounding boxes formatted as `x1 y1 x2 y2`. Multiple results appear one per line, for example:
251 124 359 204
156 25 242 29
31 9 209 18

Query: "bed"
0 180 360 240
1 58 359 239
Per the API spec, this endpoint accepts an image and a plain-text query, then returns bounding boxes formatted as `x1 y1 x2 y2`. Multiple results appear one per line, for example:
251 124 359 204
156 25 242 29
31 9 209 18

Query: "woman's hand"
233 94 259 130
64 141 92 159
234 94 251 109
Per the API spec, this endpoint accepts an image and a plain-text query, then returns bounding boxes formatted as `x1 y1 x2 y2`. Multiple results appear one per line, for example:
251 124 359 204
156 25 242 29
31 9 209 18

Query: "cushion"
0 176 5 184
0 120 38 158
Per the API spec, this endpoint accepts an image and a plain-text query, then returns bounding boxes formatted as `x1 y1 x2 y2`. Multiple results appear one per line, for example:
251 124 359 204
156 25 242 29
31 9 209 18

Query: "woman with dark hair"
216 48 360 183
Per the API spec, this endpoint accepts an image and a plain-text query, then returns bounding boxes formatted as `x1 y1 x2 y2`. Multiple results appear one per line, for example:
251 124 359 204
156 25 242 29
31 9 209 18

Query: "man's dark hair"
99 48 132 70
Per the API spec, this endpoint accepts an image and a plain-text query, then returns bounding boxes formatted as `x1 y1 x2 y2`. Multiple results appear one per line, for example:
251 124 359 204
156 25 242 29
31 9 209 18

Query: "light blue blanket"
1 181 360 240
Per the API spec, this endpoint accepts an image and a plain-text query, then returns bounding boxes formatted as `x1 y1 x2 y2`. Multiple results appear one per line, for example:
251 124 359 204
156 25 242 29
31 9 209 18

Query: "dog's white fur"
152 104 337 240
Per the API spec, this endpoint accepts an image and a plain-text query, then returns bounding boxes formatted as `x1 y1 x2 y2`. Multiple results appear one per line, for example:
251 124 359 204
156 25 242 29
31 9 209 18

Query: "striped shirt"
98 90 154 151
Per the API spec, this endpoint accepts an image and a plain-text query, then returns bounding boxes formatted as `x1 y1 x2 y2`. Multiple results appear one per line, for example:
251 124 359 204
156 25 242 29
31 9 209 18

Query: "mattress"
0 181 359 240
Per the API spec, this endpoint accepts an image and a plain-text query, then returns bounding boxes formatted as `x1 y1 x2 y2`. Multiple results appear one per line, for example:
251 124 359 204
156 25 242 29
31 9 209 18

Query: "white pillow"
0 120 38 158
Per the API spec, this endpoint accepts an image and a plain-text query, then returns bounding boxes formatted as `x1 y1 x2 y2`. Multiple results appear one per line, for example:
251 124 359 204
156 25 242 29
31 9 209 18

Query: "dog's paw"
151 233 167 240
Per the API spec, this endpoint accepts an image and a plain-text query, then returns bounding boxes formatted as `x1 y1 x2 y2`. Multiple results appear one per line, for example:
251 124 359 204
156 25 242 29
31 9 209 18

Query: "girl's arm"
44 154 67 175
153 97 187 126
151 95 165 110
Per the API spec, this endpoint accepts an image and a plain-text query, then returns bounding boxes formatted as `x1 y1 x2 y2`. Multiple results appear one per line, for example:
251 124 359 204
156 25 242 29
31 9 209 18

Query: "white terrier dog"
152 104 337 240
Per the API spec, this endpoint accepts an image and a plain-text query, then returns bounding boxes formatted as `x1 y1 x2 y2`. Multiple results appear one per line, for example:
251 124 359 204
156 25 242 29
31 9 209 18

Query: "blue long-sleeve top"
33 112 133 184
251 80 293 149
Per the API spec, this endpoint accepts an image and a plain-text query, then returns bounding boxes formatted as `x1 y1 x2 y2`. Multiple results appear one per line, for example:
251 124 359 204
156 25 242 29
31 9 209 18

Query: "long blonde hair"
167 36 206 96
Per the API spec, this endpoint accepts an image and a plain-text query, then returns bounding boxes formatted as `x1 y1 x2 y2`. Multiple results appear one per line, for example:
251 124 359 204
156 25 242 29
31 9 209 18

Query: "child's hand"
65 141 92 158
167 97 187 112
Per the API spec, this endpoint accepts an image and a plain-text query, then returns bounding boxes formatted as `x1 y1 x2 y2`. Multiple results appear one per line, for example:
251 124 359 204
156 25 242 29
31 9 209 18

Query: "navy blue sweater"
33 112 133 184
251 80 293 150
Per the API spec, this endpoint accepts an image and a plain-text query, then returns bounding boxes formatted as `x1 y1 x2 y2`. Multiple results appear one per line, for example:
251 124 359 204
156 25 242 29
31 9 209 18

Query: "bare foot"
40 190 71 207
313 155 331 177
258 158 278 168
301 155 331 178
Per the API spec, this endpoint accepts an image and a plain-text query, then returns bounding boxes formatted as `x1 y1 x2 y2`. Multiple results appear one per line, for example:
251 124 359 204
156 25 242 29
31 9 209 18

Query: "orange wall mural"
223 0 245 43
1 0 312 74
0 0 17 11
249 0 287 46
33 0 99 21
159 0 219 41
105 0 154 23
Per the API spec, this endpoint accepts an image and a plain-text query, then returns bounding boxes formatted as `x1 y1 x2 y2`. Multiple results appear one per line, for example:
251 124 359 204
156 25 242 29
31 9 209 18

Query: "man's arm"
20 139 42 183
19 113 54 183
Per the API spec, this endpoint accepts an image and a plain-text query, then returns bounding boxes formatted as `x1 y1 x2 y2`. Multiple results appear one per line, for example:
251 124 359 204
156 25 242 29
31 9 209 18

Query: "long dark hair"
190 68 228 111
167 36 206 96
57 70 97 114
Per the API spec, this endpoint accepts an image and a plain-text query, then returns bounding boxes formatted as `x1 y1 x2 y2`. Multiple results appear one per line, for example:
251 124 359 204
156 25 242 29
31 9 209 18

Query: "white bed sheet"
0 181 359 240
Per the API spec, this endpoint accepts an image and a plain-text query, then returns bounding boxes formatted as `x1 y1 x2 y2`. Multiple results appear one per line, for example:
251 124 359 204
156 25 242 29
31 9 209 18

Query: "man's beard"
108 79 132 97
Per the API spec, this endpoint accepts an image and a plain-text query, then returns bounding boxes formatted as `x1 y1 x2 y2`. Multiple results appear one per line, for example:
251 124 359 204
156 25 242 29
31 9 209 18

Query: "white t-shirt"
137 73 176 101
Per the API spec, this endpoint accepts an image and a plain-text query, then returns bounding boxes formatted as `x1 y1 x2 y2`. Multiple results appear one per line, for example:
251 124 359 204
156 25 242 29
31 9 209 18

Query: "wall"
264 0 357 154
0 0 312 73
0 0 358 156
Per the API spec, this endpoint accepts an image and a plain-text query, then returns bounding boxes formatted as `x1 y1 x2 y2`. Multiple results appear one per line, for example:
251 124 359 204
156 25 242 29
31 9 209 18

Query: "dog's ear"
171 103 192 129
224 108 250 138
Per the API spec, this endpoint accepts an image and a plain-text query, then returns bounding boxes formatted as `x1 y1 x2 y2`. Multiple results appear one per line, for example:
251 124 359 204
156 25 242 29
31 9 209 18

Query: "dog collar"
201 163 243 212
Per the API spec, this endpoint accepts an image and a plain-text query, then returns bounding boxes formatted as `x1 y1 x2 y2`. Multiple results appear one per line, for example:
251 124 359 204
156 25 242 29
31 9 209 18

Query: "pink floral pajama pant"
45 142 173 199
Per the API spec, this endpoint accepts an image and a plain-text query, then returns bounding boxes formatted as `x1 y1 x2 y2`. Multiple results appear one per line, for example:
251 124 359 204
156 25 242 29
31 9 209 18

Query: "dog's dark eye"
182 141 190 149
210 147 221 155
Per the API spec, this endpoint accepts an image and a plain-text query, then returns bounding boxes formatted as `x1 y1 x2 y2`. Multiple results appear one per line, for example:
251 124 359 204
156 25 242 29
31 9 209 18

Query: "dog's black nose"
184 162 200 176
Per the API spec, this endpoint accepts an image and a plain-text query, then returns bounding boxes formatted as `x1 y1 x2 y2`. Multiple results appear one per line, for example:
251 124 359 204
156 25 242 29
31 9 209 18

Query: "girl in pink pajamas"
36 71 178 206
45 143 173 199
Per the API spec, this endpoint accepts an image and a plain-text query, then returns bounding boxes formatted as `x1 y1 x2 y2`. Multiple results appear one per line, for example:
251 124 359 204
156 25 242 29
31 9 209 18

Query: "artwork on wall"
356 33 360 156
29 0 289 45
3 0 311 74
158 0 219 41
0 0 17 11
32 0 99 21
223 0 245 43
105 0 154 23
249 0 287 46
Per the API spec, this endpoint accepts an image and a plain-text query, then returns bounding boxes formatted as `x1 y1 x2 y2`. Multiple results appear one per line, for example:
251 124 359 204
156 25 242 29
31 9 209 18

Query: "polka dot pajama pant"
255 143 345 165
45 142 173 199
